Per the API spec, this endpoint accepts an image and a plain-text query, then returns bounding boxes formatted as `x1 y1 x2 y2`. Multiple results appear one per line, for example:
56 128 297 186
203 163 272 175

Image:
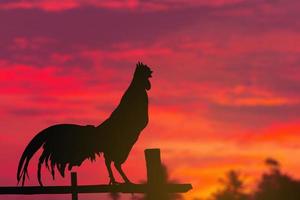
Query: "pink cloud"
0 0 250 12
208 85 299 107
9 37 55 50
80 45 172 63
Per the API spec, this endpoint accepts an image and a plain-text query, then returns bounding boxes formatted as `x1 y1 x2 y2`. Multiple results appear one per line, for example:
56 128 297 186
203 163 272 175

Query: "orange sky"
0 0 300 199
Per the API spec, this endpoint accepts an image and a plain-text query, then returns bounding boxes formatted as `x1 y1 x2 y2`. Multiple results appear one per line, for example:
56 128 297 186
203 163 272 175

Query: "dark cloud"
0 6 205 69
1 0 299 71
0 7 200 49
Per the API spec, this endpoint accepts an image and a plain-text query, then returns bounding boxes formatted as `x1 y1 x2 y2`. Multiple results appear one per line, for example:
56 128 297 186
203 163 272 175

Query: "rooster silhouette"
17 62 153 186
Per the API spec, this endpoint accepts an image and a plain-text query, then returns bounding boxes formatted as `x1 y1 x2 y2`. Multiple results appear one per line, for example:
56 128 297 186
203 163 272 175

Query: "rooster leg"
104 157 117 185
114 162 132 184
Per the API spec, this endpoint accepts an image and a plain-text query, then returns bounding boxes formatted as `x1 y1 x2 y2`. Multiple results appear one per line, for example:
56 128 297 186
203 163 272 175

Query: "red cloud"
253 122 300 145
0 64 80 94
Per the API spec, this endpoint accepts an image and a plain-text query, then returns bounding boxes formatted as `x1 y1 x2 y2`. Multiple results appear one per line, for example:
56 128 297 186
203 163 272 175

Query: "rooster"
17 62 153 186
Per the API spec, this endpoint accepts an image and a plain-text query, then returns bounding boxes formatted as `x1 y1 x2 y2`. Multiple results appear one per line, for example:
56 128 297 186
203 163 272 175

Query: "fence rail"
0 183 192 195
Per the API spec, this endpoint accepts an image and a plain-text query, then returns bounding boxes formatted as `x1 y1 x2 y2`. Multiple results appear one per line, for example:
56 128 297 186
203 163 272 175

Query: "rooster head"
134 62 153 90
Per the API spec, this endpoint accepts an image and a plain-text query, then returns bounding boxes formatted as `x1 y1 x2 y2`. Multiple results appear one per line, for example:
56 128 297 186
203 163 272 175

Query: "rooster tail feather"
17 130 47 186
37 150 48 186
37 157 43 186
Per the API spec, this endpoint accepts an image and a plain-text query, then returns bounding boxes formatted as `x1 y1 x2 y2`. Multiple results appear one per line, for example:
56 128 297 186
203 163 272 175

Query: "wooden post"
145 148 163 185
71 172 78 200
145 148 166 199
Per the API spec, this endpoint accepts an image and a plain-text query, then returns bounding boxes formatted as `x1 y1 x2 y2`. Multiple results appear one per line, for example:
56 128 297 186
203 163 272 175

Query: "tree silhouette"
253 158 300 200
109 192 121 200
207 158 300 200
138 164 183 200
211 170 248 200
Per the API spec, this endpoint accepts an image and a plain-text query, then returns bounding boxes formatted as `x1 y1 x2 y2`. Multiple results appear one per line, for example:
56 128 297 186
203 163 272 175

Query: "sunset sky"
0 0 300 199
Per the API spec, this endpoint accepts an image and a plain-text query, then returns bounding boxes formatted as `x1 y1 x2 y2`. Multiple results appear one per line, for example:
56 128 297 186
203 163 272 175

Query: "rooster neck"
107 77 149 129
118 85 148 114
130 73 151 90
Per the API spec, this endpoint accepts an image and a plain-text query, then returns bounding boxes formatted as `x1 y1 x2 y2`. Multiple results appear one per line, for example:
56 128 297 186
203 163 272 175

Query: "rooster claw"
124 180 134 185
109 180 122 185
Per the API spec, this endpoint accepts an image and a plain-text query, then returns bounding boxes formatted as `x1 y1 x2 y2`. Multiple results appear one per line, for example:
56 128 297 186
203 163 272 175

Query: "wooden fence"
0 149 192 200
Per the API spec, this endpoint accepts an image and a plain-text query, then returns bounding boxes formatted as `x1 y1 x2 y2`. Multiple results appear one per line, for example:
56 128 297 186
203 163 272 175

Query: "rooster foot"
124 180 134 185
109 179 122 185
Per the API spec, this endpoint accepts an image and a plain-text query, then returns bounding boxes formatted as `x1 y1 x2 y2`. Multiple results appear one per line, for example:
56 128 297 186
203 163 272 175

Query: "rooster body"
17 62 153 186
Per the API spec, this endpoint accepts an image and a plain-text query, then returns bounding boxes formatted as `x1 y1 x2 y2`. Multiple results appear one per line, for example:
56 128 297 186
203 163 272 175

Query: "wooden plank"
0 184 192 195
